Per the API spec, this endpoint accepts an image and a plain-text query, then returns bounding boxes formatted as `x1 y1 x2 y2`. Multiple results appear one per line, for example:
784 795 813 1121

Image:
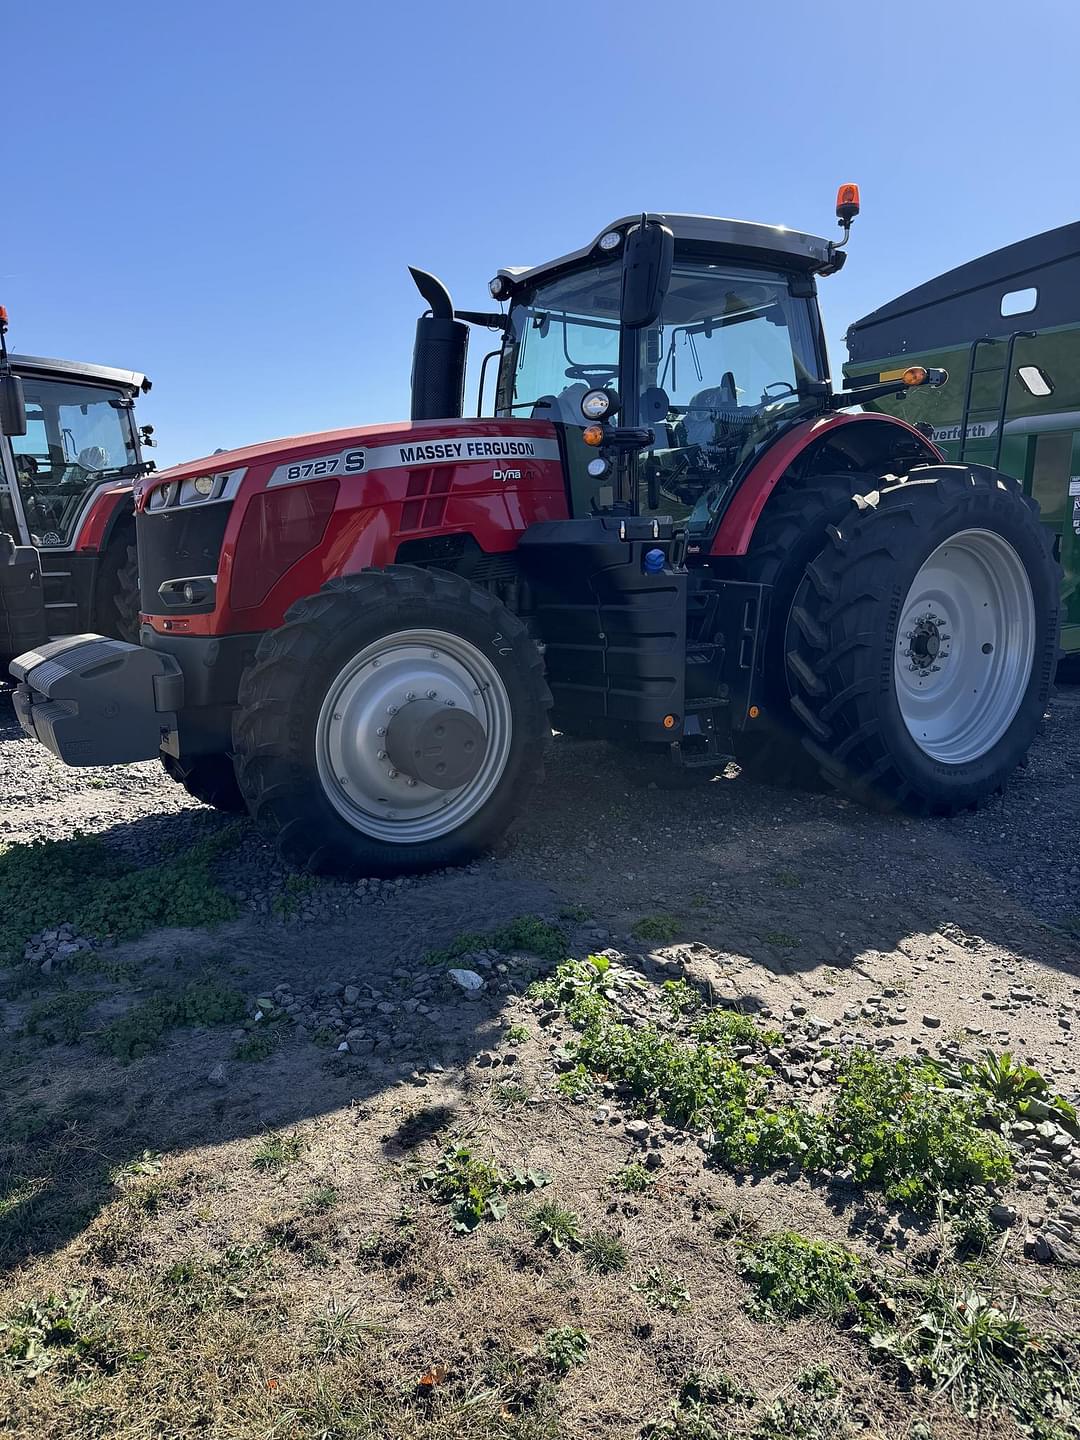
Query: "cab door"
0 433 32 544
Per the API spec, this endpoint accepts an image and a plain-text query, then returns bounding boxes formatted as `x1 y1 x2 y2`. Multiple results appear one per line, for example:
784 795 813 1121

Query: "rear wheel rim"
315 628 513 844
893 527 1035 764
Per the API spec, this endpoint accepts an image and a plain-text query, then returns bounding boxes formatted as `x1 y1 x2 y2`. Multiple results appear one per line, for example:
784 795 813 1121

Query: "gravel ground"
2 684 1079 1438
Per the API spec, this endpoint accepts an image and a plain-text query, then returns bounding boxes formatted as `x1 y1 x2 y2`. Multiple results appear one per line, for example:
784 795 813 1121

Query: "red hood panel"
146 417 560 487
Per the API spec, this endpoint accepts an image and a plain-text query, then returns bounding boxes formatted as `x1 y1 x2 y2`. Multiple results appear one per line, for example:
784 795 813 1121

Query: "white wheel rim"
315 628 513 844
894 528 1035 764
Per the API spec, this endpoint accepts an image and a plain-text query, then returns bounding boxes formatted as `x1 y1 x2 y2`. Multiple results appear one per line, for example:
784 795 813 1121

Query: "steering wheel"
565 364 619 381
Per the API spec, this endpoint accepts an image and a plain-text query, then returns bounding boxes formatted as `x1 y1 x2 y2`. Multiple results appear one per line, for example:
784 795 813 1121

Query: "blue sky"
4 0 1077 468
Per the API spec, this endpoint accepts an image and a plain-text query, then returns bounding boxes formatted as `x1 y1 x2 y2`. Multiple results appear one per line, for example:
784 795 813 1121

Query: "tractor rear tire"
161 753 247 813
727 472 859 784
785 466 1060 814
231 566 552 876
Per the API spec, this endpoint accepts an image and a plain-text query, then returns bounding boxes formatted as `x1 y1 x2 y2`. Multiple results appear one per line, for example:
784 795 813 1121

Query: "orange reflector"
835 182 861 217
748 705 760 719
582 424 604 446
0 304 7 324
663 714 677 729
902 367 928 386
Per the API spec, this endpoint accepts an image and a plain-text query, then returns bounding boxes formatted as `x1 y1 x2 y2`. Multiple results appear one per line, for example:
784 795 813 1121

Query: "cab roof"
11 353 151 394
497 213 838 290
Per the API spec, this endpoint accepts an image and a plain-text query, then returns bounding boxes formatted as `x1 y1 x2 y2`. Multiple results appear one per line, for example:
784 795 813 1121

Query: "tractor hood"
136 417 561 507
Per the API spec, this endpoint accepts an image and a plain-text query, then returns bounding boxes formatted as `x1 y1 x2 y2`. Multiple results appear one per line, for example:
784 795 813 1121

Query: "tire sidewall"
861 482 1057 800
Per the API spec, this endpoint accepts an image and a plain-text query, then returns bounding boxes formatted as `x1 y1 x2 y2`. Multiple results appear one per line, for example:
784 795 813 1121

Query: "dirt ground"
1 684 1078 1439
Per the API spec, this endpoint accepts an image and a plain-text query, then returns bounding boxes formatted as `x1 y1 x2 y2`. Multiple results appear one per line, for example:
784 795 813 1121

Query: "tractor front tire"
161 753 247 813
94 537 140 643
786 466 1060 814
231 567 551 876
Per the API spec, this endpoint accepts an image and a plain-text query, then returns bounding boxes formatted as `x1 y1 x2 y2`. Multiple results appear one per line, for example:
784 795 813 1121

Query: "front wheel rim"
315 628 513 844
893 527 1036 764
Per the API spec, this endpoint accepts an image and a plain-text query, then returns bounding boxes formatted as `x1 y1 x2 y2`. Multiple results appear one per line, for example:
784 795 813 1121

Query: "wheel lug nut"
388 769 399 779
426 689 437 699
376 726 386 736
377 750 387 760
387 705 398 715
406 779 417 788
406 691 415 700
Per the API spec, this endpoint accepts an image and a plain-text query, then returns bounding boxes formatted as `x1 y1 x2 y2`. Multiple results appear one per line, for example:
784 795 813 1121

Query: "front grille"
137 504 232 614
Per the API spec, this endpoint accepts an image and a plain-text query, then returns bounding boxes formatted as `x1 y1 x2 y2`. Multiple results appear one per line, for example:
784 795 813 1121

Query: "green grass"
0 826 240 966
425 915 568 968
582 1231 627 1274
526 1201 582 1252
97 976 247 1062
251 1131 303 1173
631 914 683 944
505 1024 531 1044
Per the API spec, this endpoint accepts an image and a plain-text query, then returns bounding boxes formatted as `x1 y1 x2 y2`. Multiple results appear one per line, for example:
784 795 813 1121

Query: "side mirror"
0 372 26 437
620 215 674 330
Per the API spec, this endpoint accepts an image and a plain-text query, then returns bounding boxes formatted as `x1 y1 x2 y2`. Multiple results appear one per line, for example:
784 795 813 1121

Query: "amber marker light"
902 367 929 386
582 424 605 446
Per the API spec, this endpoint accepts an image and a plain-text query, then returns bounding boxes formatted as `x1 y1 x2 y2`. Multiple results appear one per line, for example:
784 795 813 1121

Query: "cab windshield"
10 376 140 544
496 262 620 423
638 263 824 527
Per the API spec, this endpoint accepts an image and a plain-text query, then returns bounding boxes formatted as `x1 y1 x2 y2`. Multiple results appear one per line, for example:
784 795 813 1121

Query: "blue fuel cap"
643 547 665 575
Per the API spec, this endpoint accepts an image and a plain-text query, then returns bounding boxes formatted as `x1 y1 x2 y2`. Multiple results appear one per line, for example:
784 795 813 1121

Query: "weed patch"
0 827 239 965
0 1288 134 1380
634 1267 691 1313
739 1232 863 1322
426 915 568 968
632 914 682 944
582 1231 627 1274
22 988 98 1045
527 1201 582 1252
419 1144 550 1231
97 975 247 1061
542 1326 589 1375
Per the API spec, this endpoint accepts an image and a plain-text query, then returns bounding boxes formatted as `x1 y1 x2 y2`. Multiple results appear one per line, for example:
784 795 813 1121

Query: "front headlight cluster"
581 388 619 421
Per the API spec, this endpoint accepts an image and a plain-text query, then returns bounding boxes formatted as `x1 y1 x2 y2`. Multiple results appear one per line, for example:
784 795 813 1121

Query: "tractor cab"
0 308 153 658
488 213 841 533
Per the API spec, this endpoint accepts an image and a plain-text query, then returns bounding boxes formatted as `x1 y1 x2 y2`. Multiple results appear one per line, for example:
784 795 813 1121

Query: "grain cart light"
582 424 605 446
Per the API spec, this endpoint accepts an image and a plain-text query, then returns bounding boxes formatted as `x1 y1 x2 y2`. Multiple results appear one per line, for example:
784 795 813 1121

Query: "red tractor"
0 307 153 662
6 191 1060 875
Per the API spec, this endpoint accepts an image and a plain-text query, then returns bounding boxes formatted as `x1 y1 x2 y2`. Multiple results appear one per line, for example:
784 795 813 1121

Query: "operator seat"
683 371 738 448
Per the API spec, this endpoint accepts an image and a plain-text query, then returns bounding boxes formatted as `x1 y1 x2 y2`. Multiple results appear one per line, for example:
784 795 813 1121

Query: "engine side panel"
136 419 570 637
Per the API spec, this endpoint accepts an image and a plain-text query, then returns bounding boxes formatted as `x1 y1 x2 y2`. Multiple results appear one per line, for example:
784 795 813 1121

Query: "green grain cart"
844 222 1080 668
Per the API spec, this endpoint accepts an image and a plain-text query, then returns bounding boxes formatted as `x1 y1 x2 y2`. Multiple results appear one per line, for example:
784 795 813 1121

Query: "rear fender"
708 412 942 558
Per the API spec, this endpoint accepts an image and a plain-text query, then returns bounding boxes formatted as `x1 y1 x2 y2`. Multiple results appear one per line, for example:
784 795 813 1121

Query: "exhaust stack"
408 267 468 422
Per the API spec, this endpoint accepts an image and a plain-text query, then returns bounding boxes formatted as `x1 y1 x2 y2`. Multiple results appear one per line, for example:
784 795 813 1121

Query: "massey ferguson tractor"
4 189 1060 876
0 306 153 662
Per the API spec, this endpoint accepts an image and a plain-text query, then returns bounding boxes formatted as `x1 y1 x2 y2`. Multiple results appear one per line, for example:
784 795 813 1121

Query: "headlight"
488 275 513 301
192 475 215 497
598 230 622 252
581 388 613 421
587 457 609 478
